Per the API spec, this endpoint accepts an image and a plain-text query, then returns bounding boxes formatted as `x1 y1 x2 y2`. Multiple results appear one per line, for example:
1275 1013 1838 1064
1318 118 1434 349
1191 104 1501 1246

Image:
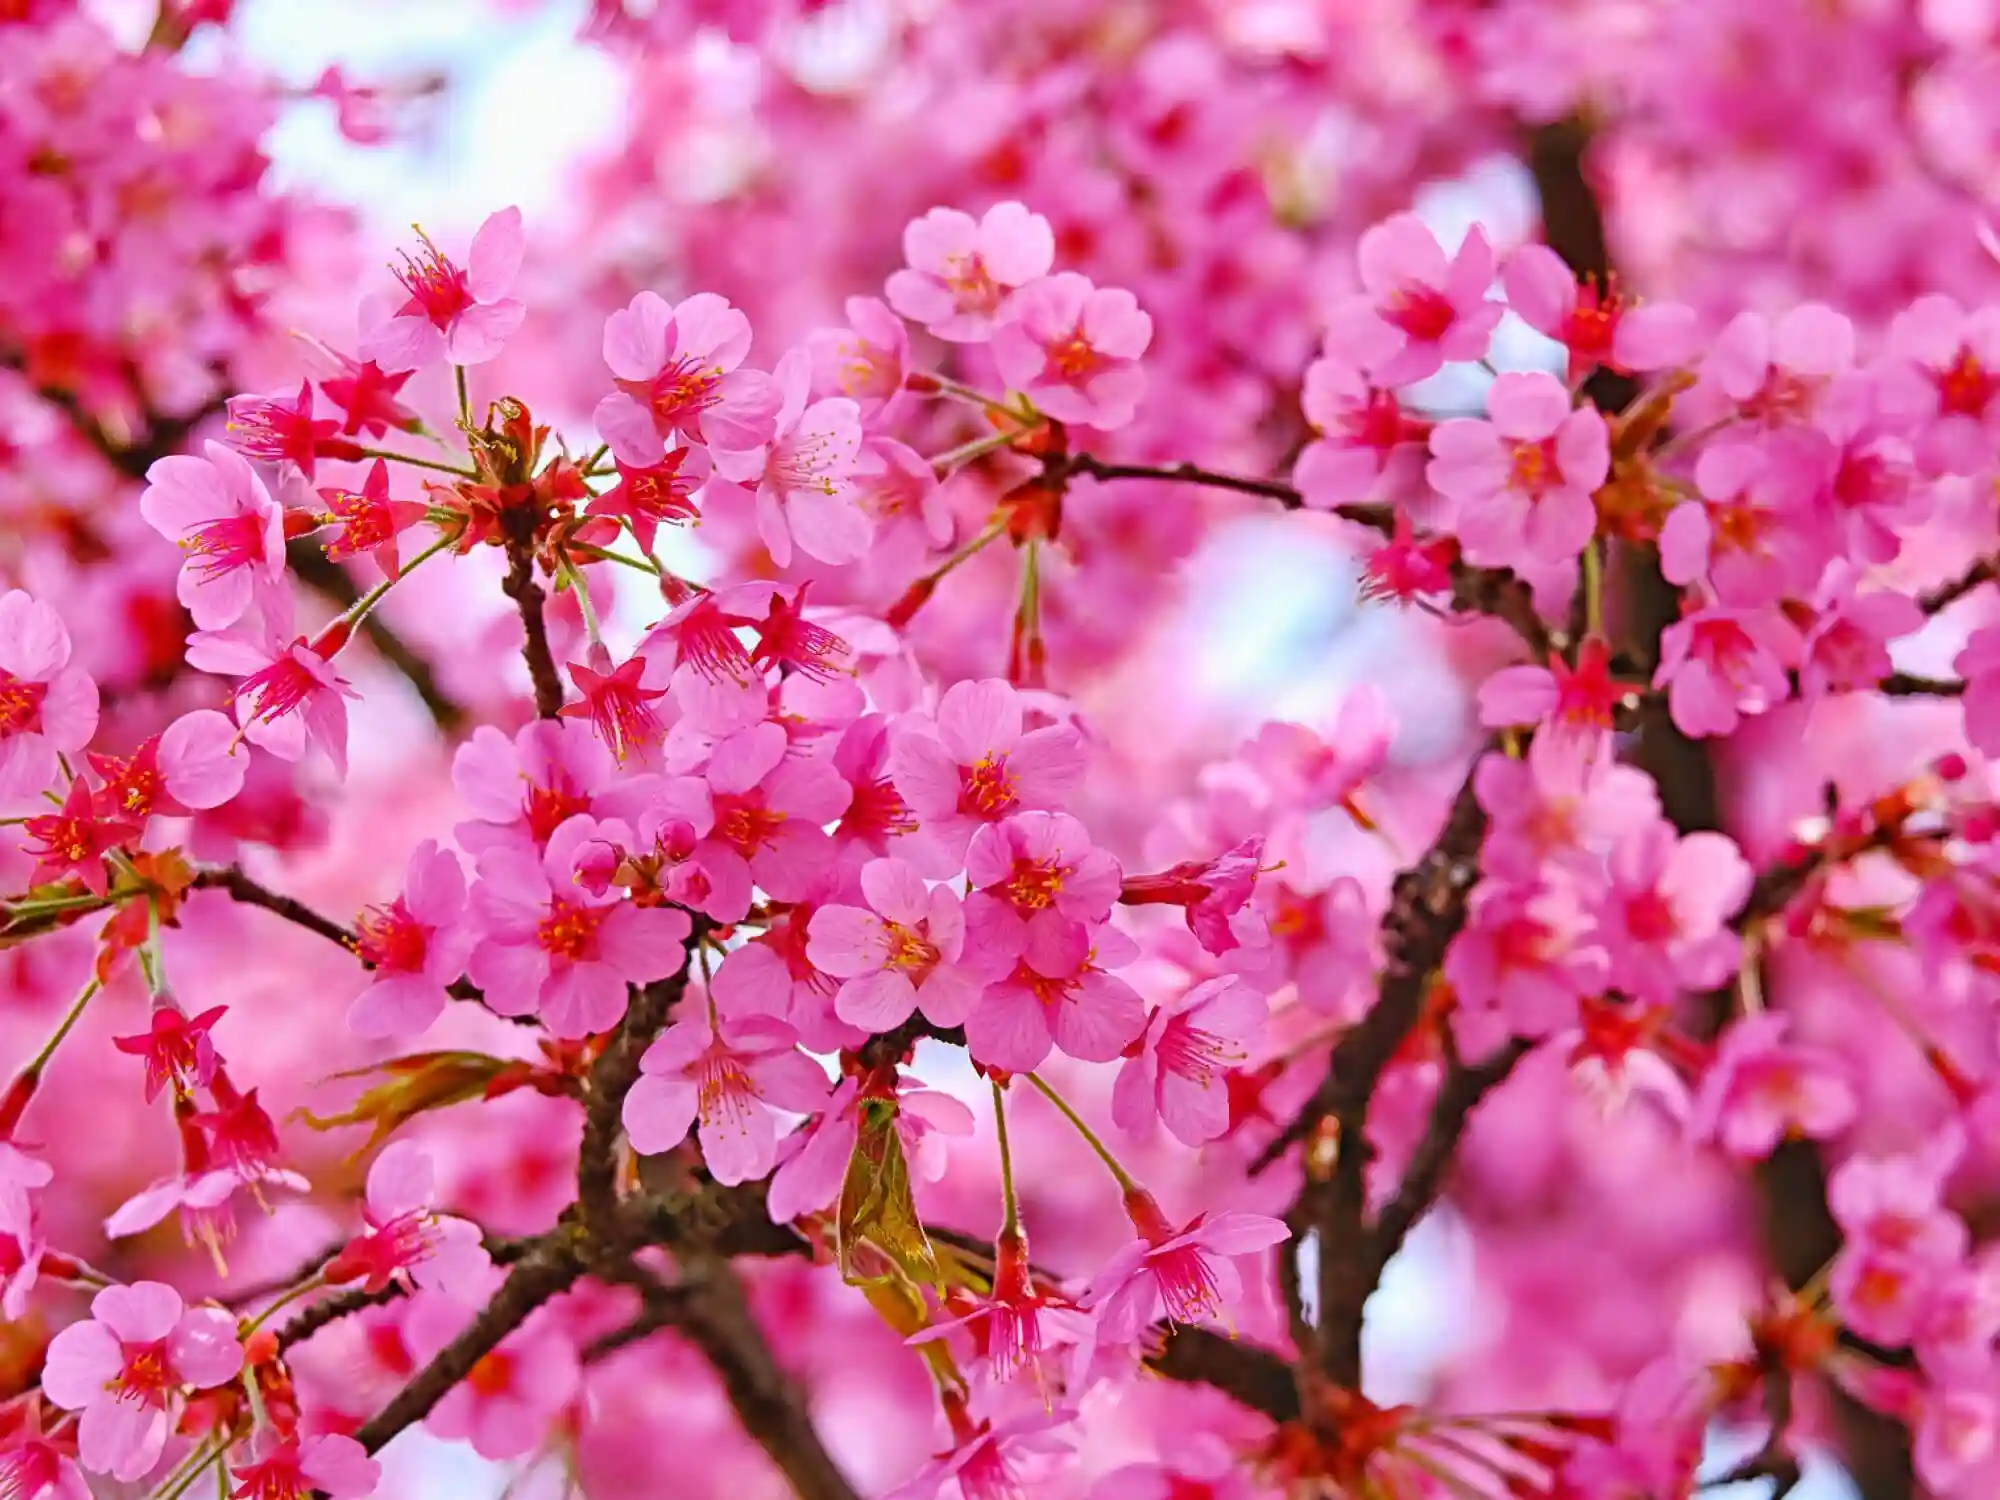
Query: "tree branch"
578 955 696 1240
192 866 356 951
502 539 566 720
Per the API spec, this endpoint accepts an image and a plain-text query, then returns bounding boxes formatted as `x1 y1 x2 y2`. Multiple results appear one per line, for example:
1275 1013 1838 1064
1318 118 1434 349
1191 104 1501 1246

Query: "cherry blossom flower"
1478 638 1625 747
1658 438 1822 606
360 206 526 370
87 710 247 822
112 1003 226 1103
885 201 1056 343
594 289 776 463
1701 303 1854 423
223 380 341 479
561 646 671 765
690 719 851 921
1445 879 1608 1055
1886 294 2000 473
401 1287 578 1461
1502 246 1697 379
185 599 359 776
0 590 99 809
1917 1382 1999 1493
0 1430 89 1500
1958 625 2000 756
766 1072 973 1222
888 678 1086 860
963 914 1146 1072
584 446 709 553
467 815 693 1037
228 1433 380 1500
1291 348 1431 509
1797 565 1924 701
324 1141 491 1298
1427 371 1609 571
40 1281 243 1481
911 1230 1087 1388
317 459 429 579
990 271 1152 429
1243 686 1395 826
806 294 908 415
348 840 473 1040
1594 823 1750 1005
1653 604 1800 739
1324 214 1502 386
1689 1012 1858 1159
809 857 997 1030
1117 837 1266 956
451 719 615 855
710 348 869 567
1112 976 1268 1146
317 352 418 438
19 778 136 897
1083 1192 1289 1343
623 1010 831 1183
965 812 1121 940
888 1407 1077 1500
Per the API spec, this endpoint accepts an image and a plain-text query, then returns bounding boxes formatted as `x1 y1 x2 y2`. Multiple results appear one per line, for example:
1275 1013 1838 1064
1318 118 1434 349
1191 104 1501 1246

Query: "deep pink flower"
1886 294 2000 474
1427 371 1608 570
229 1433 379 1500
888 1407 1075 1500
1112 976 1268 1146
224 379 342 480
40 1281 243 1481
990 271 1151 429
1797 565 1924 701
317 459 428 580
86 711 246 823
1292 349 1431 509
348 839 473 1040
559 647 671 765
1652 604 1799 739
185 600 358 777
112 1003 226 1103
885 201 1055 343
690 719 851 921
965 811 1121 939
1082 1191 1289 1344
401 1287 578 1461
710 348 869 567
623 1010 831 1183
1828 1135 1969 1346
766 1072 973 1222
467 815 693 1037
963 914 1145 1072
1478 638 1624 746
0 592 98 809
1595 822 1750 1004
806 294 908 415
1325 214 1502 386
909 1231 1085 1388
323 1141 490 1298
0 1432 89 1500
1445 879 1607 1056
317 352 419 438
808 857 994 1031
452 719 614 855
1360 508 1456 605
584 446 709 553
1118 837 1267 957
595 288 776 462
888 678 1086 860
1502 246 1697 380
1689 1012 1858 1159
19 778 137 897
360 207 526 370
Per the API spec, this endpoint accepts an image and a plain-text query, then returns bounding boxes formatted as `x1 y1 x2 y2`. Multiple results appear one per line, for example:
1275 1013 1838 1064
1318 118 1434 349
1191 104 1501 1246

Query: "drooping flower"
112 1003 226 1103
807 857 996 1031
1082 1191 1289 1344
0 1430 90 1500
1477 638 1625 747
885 201 1056 343
348 840 474 1040
185 599 359 776
887 678 1086 860
990 271 1152 429
39 1281 244 1481
623 1010 831 1184
560 647 671 765
360 206 527 370
317 350 419 437
766 1072 973 1222
887 1405 1076 1500
223 380 343 479
228 1433 380 1500
1117 837 1266 956
0 591 100 809
595 289 776 463
324 1141 491 1298
317 459 429 580
1112 976 1268 1147
467 817 693 1038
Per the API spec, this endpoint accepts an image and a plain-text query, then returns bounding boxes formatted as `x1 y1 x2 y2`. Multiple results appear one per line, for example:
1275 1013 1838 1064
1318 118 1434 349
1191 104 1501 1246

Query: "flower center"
1156 1021 1243 1083
957 754 1018 819
356 899 428 972
393 233 473 327
1508 439 1553 496
1384 283 1455 343
1622 889 1679 944
109 1342 173 1405
536 898 602 961
1050 329 1100 381
0 674 46 736
1004 859 1064 911
524 778 591 845
885 922 942 977
1938 348 1996 418
942 252 1000 312
466 1350 514 1398
236 648 320 728
641 357 722 430
588 684 662 765
177 513 267 580
696 1049 756 1131
771 431 843 496
1150 1243 1224 1325
715 796 786 856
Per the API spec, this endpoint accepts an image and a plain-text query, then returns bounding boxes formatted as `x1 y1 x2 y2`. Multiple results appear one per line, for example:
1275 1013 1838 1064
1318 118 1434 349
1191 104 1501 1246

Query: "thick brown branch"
578 955 696 1239
287 542 468 731
1149 1325 1301 1422
1921 557 1997 615
1880 672 1965 697
502 540 566 720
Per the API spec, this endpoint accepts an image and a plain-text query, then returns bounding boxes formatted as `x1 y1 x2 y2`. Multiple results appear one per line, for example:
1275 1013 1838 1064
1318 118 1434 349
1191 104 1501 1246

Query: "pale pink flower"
594 289 776 463
467 815 693 1038
1653 605 1800 740
1243 686 1395 825
1427 371 1608 570
990 271 1151 429
1595 823 1751 1005
886 201 1056 343
623 1010 831 1184
1291 348 1431 509
963 914 1145 1072
1082 1192 1289 1344
1917 1382 1999 1494
228 1433 380 1500
40 1281 243 1481
348 840 473 1040
360 207 526 371
1658 439 1821 607
1445 879 1608 1056
806 294 908 416
1689 1012 1858 1159
1112 976 1268 1146
808 857 995 1031
1325 214 1502 386
402 1287 578 1461
86 710 248 821
323 1141 491 1298
887 678 1086 860
710 348 870 567
0 590 100 810
1501 245 1697 380
451 718 615 855
964 811 1121 947
1702 303 1853 422
766 1073 973 1222
691 720 851 922
1958 625 2000 756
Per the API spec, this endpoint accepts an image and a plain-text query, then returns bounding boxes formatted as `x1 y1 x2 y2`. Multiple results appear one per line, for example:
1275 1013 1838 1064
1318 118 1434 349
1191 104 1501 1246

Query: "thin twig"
502 539 566 720
192 867 356 952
